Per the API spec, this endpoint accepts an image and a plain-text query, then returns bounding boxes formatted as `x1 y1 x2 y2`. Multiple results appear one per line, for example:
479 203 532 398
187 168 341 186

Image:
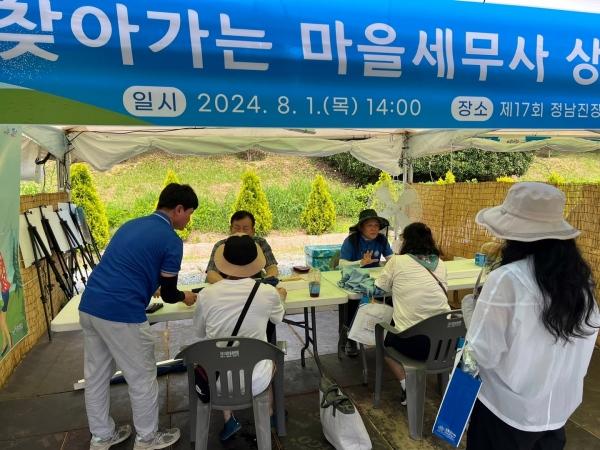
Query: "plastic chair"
373 310 466 440
176 337 286 450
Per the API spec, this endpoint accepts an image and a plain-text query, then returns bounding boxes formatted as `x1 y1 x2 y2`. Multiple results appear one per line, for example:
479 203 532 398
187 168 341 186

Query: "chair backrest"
398 310 466 372
177 337 284 409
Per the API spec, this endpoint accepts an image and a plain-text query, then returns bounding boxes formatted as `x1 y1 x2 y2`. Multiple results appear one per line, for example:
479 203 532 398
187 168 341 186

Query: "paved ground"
0 310 598 450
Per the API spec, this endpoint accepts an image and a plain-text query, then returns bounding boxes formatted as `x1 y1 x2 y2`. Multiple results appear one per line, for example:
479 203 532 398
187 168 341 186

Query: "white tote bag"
319 376 372 450
347 303 393 346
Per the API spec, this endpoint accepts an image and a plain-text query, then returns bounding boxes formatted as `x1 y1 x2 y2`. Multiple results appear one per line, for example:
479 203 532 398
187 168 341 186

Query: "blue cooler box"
304 244 342 272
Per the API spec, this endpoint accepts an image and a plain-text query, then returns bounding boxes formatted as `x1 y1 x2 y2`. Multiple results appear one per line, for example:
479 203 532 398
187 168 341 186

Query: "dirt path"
181 231 347 274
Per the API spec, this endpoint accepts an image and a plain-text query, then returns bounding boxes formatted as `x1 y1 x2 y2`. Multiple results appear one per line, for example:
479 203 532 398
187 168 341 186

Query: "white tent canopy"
20 126 600 178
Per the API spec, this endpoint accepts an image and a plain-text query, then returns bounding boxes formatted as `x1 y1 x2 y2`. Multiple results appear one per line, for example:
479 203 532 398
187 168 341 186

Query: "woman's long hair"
399 222 441 256
501 239 598 342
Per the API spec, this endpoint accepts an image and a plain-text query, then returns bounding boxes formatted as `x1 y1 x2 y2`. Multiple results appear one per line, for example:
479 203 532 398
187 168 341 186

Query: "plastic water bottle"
359 293 370 307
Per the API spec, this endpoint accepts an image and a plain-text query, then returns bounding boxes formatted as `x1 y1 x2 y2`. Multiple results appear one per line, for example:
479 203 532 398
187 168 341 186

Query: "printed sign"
0 125 28 360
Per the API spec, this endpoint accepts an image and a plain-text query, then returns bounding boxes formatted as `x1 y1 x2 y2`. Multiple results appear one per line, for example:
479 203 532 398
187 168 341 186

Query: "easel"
70 202 102 263
67 203 99 268
23 211 71 341
57 212 92 284
38 206 76 298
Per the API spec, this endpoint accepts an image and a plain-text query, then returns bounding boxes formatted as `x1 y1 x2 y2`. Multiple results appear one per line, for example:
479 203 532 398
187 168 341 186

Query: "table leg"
310 307 323 373
338 303 348 359
300 308 310 367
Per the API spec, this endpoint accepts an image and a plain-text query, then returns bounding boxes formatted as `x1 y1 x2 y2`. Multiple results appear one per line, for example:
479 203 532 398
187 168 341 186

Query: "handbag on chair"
347 302 393 346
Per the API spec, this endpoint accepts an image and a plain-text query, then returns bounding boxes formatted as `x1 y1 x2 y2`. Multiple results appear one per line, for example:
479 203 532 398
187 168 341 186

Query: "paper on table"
278 280 308 291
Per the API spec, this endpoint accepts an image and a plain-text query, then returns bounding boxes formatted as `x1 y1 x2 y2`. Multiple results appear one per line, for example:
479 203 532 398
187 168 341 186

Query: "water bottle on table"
308 268 321 297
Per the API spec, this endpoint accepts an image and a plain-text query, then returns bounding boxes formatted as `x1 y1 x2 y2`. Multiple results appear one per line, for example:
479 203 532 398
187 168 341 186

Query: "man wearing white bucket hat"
465 182 599 450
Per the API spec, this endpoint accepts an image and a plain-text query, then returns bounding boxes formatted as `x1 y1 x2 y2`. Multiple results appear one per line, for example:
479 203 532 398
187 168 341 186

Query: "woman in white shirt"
467 182 599 450
375 222 450 404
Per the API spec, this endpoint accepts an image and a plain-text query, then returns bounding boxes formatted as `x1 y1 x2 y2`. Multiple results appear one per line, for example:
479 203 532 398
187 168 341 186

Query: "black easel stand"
38 207 75 297
67 203 98 268
58 216 91 282
23 213 53 341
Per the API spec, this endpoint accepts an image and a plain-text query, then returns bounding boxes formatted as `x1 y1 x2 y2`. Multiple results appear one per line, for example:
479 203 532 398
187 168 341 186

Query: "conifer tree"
233 170 273 235
300 174 336 235
160 169 193 241
70 163 110 248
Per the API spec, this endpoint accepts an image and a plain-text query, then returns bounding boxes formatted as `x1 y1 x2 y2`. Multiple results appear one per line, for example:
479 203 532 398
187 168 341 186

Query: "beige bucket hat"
476 182 580 242
214 233 266 278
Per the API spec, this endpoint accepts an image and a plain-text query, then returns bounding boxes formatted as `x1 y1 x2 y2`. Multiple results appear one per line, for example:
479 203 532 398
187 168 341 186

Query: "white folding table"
51 277 349 378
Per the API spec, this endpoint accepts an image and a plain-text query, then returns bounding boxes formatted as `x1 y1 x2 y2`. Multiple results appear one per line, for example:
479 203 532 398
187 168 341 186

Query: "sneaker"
400 388 407 406
219 416 241 441
133 428 181 450
344 340 359 357
90 424 132 450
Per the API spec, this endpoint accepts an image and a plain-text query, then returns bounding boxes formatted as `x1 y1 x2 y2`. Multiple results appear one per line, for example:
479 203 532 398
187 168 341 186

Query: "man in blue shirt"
79 183 198 450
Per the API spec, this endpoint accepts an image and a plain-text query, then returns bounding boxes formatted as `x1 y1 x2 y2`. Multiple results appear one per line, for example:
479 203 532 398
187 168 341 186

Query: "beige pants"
80 311 158 440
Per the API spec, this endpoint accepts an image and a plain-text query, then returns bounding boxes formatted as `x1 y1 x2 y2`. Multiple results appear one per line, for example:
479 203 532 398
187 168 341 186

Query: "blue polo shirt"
79 211 183 323
340 233 393 268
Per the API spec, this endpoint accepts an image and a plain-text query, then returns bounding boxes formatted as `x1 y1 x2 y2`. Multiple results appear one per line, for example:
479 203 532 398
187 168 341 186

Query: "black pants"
266 320 276 343
345 299 360 328
467 400 566 450
383 332 430 361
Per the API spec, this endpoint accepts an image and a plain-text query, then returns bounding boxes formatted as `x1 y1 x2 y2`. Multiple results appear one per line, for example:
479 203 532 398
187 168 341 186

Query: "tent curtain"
65 130 405 175
406 129 600 158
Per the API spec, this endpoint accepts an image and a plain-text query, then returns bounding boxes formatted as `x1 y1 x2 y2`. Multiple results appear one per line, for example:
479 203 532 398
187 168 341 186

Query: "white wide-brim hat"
476 182 580 242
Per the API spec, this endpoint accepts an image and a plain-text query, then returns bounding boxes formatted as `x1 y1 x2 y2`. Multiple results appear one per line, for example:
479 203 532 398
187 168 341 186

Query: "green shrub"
547 171 566 185
496 176 517 183
412 148 534 182
233 170 273 235
300 175 336 234
370 172 399 212
436 170 456 185
70 163 110 248
160 169 193 240
191 193 232 233
330 183 372 219
105 192 157 232
323 153 381 185
265 180 312 230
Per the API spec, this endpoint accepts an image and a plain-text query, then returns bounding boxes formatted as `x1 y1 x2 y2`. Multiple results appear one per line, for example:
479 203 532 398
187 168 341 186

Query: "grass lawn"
88 152 364 239
92 151 348 204
522 150 600 182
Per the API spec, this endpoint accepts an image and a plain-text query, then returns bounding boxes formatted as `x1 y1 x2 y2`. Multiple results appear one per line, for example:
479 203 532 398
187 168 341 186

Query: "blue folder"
432 363 482 447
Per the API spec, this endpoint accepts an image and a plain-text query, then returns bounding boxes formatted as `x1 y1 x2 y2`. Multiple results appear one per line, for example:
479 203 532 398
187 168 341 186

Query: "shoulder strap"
473 267 485 299
230 280 261 338
424 266 448 296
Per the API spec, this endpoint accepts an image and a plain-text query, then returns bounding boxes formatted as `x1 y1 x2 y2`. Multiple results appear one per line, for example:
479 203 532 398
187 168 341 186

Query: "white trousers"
80 311 158 440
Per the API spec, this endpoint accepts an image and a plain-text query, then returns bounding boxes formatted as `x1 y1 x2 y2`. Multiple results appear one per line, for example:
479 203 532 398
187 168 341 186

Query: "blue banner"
1 0 600 127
